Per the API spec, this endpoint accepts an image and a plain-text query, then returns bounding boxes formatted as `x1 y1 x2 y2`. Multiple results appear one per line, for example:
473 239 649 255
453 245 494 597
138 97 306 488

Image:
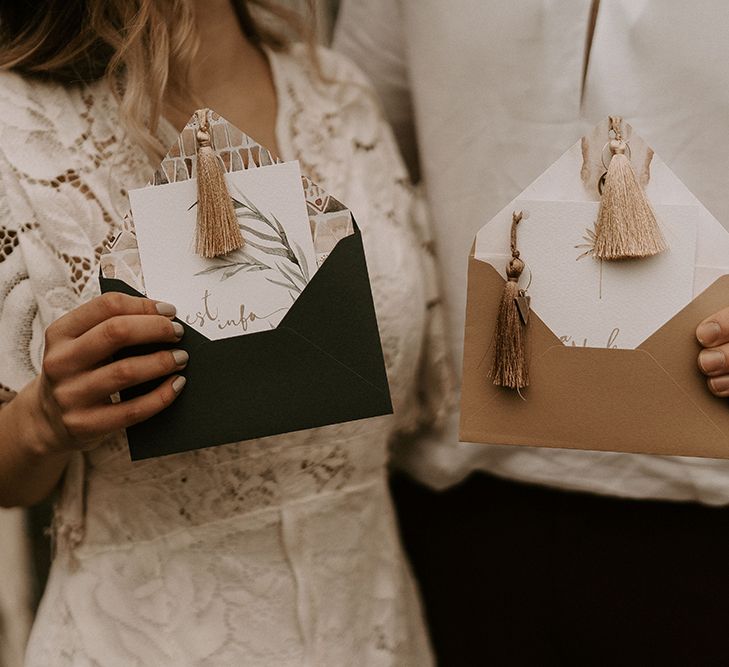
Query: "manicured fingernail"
709 375 729 393
699 350 725 373
697 321 721 345
156 302 177 317
172 376 186 393
172 322 184 338
172 349 189 367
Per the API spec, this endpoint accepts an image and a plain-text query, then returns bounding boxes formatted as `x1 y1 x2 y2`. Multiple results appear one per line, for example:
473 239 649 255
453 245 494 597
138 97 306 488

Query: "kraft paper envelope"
99 111 392 460
460 119 729 458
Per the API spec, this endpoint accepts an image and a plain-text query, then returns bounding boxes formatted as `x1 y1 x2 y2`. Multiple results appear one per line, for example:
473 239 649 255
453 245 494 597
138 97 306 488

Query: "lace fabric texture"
0 45 454 665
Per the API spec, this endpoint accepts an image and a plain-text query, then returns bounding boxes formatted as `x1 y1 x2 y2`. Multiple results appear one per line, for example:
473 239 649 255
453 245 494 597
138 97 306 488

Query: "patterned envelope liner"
101 110 354 293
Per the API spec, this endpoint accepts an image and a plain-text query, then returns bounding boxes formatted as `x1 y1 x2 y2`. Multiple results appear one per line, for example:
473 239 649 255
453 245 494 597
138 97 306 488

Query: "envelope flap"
460 257 729 458
460 345 729 458
99 266 393 460
120 325 392 460
278 222 390 395
638 274 729 436
641 275 729 350
102 224 389 399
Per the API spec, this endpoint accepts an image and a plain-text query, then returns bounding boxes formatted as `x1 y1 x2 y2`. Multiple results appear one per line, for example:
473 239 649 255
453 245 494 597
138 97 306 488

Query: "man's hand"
696 307 729 397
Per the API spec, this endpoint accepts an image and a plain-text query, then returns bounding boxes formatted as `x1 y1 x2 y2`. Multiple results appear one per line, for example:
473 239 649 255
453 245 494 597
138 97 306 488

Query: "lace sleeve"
0 71 120 402
0 152 43 403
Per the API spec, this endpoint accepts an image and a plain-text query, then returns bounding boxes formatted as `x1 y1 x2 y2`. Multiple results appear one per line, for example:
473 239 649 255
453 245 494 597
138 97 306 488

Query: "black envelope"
98 110 392 460
100 222 392 460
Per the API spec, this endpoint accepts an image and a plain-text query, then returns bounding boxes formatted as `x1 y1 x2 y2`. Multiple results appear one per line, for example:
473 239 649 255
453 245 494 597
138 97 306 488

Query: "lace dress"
0 45 454 666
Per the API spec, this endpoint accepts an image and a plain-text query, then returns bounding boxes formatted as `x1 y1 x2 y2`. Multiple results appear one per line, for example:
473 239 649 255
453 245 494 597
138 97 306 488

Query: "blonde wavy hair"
0 0 316 161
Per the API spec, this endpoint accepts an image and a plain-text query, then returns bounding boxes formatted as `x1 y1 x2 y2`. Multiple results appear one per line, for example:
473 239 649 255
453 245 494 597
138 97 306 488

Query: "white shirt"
334 0 729 504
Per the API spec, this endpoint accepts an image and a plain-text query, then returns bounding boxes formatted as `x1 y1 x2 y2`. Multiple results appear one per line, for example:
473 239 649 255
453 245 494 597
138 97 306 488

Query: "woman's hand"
30 292 188 455
697 308 729 397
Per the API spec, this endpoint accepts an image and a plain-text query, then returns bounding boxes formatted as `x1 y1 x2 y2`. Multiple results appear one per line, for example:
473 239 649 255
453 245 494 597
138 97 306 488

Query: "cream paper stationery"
477 199 698 349
130 160 316 341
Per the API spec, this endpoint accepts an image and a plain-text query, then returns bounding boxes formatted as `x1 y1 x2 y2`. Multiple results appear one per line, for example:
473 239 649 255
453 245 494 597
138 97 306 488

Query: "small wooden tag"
515 294 531 325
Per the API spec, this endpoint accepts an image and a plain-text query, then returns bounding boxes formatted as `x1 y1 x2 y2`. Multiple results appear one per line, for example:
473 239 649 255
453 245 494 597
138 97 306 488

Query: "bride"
0 1 453 663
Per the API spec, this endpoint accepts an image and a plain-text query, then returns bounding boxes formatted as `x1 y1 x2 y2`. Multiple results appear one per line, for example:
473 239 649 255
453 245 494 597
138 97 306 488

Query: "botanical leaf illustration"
238 224 281 244
230 187 310 295
576 227 598 260
575 226 604 299
244 239 294 259
267 277 301 293
221 264 266 280
293 241 310 282
194 252 270 282
279 260 307 288
190 187 312 301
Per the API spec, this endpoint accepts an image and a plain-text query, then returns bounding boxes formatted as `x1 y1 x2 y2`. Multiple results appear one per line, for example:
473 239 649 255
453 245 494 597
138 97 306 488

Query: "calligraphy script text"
184 289 286 333
559 328 620 349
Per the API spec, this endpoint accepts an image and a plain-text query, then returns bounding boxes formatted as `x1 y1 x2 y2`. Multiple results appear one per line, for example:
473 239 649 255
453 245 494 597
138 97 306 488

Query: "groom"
335 1 729 664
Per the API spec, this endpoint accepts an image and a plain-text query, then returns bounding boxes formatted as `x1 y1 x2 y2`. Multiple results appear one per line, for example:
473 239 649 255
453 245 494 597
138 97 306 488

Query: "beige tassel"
593 116 667 260
490 211 530 390
194 108 244 258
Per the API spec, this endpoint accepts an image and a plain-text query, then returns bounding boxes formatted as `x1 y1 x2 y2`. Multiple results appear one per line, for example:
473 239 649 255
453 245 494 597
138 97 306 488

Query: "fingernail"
709 375 729 393
172 376 187 393
156 302 177 317
697 321 721 345
172 349 189 367
699 350 725 373
172 322 184 338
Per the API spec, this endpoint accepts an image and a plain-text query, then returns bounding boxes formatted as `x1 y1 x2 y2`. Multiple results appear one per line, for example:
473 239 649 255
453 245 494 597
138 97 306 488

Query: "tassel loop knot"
608 115 624 139
609 138 627 156
506 256 525 281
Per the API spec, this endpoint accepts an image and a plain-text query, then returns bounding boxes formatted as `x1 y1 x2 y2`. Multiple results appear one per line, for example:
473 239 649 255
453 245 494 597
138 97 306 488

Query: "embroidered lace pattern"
0 45 453 666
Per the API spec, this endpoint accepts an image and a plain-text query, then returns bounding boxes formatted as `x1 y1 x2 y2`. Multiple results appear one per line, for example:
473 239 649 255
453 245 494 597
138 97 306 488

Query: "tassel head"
194 109 245 258
506 256 524 280
593 116 667 261
609 138 627 156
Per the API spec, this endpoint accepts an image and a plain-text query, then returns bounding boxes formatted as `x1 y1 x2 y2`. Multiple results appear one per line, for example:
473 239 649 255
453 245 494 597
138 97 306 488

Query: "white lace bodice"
0 45 453 666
